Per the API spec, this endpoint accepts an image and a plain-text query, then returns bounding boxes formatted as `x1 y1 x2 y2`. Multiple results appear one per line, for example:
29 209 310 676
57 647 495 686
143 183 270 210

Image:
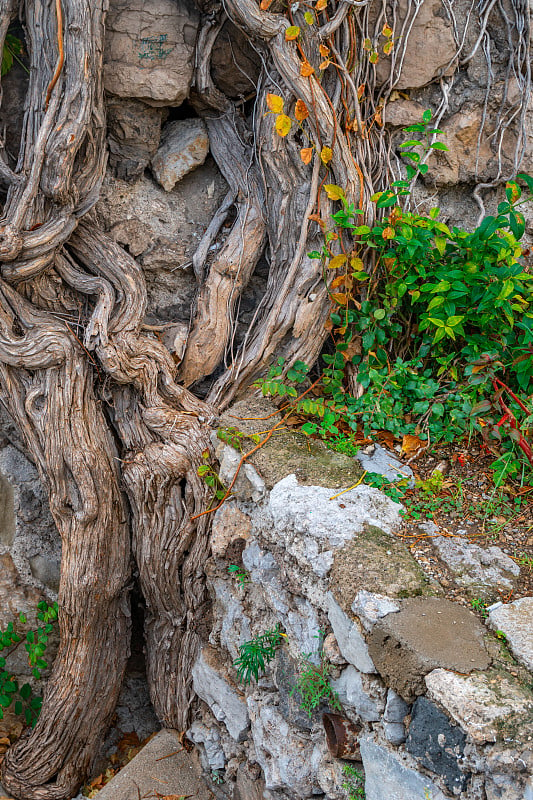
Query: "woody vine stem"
0 0 530 797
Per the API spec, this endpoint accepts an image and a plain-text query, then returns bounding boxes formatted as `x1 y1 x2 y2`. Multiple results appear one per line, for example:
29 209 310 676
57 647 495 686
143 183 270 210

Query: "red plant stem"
492 382 533 466
492 377 531 415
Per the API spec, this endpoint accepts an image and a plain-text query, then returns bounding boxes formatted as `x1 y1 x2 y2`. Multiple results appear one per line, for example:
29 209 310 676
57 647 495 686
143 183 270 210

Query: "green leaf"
422 109 432 123
373 309 386 320
430 141 448 151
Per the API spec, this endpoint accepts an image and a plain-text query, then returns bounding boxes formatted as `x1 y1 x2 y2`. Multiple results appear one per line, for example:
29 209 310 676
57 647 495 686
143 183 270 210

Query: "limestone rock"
356 443 414 486
210 577 251 661
211 502 251 560
425 668 533 744
376 0 456 89
107 97 162 181
104 0 199 106
327 593 376 673
367 597 490 701
383 689 410 724
351 590 400 631
95 164 227 326
247 697 322 797
151 119 210 191
385 99 427 128
187 721 226 771
218 445 265 503
431 534 520 599
488 597 533 672
268 475 402 580
330 524 437 614
406 696 468 793
218 396 363 490
360 735 448 800
331 666 386 721
192 647 249 741
322 632 346 665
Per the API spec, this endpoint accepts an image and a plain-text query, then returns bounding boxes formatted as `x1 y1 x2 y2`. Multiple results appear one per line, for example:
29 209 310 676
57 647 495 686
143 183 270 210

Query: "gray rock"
211 502 251 560
29 554 60 593
322 632 346 665
274 649 321 730
242 541 321 661
93 729 212 800
525 776 533 800
406 696 468 793
192 647 249 741
113 673 160 741
356 443 414 486
218 445 265 503
211 577 251 660
431 534 520 599
151 119 210 191
107 97 162 181
248 697 322 797
425 668 533 744
488 596 533 671
95 164 227 327
351 590 400 631
267 475 402 580
327 593 376 673
367 597 490 701
315 738 348 800
384 689 410 724
360 735 448 800
383 722 408 745
186 722 226 771
104 0 199 105
331 666 386 721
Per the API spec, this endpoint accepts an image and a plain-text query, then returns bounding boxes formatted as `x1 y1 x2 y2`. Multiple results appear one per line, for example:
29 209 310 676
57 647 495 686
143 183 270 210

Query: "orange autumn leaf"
308 213 325 227
266 93 284 113
300 146 313 164
383 39 394 55
275 114 292 137
315 0 327 9
357 83 365 99
319 59 331 70
300 60 314 77
330 292 348 305
369 51 379 64
260 0 274 8
401 434 425 457
319 44 330 58
320 145 333 164
382 226 395 239
382 23 393 37
295 99 309 121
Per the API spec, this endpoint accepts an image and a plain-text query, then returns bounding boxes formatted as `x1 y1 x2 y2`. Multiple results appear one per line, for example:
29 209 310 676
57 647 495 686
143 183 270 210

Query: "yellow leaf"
319 59 331 70
324 184 345 201
319 44 330 58
295 99 309 121
320 146 333 164
382 23 393 37
300 60 315 77
300 147 313 165
330 292 348 305
363 38 372 51
285 25 300 41
369 51 379 64
351 257 364 270
275 114 292 137
328 254 347 269
304 10 315 24
383 40 394 55
266 93 284 113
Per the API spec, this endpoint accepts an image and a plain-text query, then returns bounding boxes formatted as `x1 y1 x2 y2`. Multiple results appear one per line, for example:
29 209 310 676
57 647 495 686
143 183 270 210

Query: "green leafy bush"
0 601 58 727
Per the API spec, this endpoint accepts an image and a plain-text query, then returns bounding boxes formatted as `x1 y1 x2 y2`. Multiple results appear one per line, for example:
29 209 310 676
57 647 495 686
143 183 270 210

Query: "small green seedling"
233 625 286 684
228 564 250 586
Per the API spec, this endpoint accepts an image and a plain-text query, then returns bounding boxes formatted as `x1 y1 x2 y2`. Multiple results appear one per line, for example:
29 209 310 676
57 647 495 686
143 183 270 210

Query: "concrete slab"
90 729 212 800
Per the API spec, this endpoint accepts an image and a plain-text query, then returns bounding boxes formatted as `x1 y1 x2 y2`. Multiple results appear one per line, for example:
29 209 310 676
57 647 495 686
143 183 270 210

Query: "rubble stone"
431 534 520 599
151 119 210 191
192 647 249 741
488 597 533 671
360 735 448 800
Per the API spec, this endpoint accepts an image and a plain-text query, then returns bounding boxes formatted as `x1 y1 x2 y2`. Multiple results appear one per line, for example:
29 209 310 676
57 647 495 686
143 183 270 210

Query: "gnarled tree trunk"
0 0 529 796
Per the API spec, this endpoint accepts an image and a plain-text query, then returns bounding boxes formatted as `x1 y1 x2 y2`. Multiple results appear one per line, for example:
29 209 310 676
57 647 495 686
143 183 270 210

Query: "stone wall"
186 398 533 800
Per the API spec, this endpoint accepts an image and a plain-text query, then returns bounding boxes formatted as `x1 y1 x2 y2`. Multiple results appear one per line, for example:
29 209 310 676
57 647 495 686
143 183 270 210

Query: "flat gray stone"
152 119 209 191
360 735 448 800
331 665 386 721
351 590 400 631
218 444 265 503
356 443 414 486
191 647 249 741
93 729 212 800
488 596 533 671
367 597 490 701
431 535 520 599
186 721 225 770
327 593 376 673
425 668 533 744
